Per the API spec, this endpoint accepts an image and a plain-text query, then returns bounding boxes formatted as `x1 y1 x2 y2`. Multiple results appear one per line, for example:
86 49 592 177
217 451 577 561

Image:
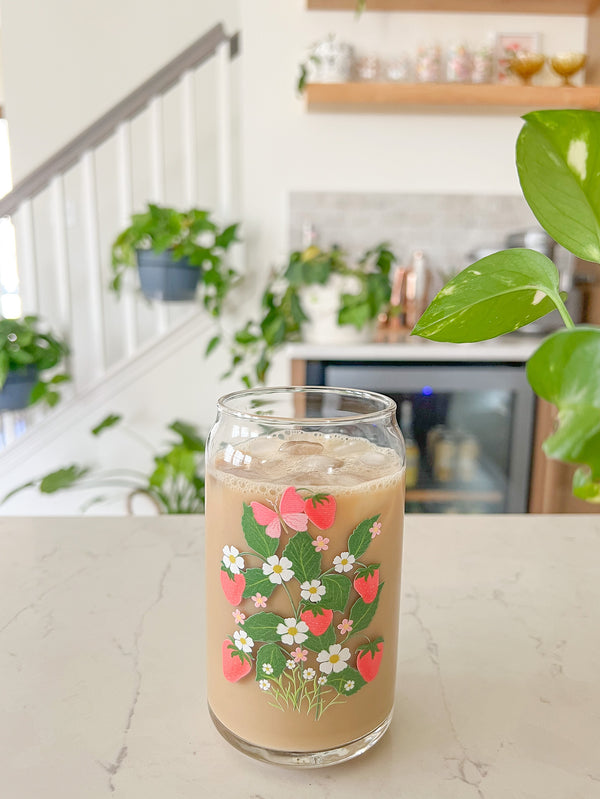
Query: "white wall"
0 0 240 182
238 1 586 274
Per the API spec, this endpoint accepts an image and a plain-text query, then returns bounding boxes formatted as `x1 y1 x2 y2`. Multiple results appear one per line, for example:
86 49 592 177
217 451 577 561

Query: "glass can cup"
205 387 406 767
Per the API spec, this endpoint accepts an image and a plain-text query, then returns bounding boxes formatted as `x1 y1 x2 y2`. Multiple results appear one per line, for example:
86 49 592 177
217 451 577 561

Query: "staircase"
0 23 240 450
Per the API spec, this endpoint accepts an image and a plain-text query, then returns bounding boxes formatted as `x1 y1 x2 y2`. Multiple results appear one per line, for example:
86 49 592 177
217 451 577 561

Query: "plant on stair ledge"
413 109 600 503
2 415 206 513
110 203 241 309
0 315 70 411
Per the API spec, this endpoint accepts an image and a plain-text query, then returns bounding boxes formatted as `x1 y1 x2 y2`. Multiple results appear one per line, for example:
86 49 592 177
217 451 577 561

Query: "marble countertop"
2 514 600 798
286 335 546 363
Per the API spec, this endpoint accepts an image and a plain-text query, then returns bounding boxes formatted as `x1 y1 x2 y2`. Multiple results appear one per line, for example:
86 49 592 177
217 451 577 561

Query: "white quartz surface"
2 514 600 798
286 335 545 363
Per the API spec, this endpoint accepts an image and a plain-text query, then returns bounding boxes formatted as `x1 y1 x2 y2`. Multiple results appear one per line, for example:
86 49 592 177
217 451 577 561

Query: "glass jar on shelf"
416 43 442 83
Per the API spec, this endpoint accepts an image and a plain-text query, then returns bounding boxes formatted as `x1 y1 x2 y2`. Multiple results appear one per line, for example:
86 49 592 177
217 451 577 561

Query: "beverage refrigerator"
304 360 536 514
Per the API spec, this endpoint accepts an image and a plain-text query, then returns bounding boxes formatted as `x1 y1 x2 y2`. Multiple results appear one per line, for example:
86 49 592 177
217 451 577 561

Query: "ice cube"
303 455 345 475
360 450 389 467
278 440 324 456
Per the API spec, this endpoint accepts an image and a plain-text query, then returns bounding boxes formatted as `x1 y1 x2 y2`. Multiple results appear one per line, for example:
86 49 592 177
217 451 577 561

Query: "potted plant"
0 315 70 411
212 242 396 387
3 415 206 514
110 203 241 310
414 109 600 503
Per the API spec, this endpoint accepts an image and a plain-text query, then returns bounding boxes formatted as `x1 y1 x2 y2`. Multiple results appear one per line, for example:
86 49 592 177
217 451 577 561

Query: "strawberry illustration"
300 607 333 636
304 493 336 530
220 567 245 606
356 637 384 682
353 564 380 604
222 638 252 682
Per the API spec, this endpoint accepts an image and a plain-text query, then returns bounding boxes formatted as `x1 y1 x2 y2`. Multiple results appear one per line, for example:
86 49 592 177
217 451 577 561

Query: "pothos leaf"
91 413 122 436
412 249 562 342
517 110 600 262
526 326 600 494
39 465 90 494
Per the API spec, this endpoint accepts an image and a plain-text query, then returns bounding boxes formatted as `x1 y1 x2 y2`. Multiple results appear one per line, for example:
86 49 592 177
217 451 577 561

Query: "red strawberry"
304 494 336 530
222 638 252 682
220 568 245 606
356 637 384 682
300 607 333 636
353 564 380 604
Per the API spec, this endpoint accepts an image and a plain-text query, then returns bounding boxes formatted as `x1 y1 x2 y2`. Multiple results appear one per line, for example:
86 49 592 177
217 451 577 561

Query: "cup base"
208 705 392 768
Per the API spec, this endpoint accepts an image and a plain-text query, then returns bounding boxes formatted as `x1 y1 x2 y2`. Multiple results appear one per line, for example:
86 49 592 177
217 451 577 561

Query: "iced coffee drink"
205 388 405 767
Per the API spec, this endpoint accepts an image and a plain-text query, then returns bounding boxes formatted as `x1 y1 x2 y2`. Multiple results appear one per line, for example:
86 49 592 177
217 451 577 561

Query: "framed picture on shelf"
495 32 542 83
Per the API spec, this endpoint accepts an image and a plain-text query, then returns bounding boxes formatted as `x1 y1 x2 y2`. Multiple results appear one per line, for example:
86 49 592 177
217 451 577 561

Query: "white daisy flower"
333 552 355 574
303 667 316 680
300 579 326 604
233 629 254 654
286 659 297 670
316 643 351 674
344 680 355 692
318 675 327 686
262 555 294 584
276 617 309 645
262 663 274 675
258 679 271 691
222 545 244 574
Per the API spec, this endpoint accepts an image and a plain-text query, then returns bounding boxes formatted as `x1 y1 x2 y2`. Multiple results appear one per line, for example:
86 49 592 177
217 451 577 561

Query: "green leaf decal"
303 623 336 654
412 249 562 342
255 643 287 681
241 568 278 600
319 574 352 612
242 612 285 644
349 583 384 636
348 515 380 559
282 530 321 584
526 326 600 495
517 110 600 262
325 666 366 696
242 503 278 559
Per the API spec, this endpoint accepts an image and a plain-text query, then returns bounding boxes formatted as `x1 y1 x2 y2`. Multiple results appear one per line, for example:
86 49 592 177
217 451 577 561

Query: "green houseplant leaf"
526 327 600 499
517 110 600 262
412 249 564 342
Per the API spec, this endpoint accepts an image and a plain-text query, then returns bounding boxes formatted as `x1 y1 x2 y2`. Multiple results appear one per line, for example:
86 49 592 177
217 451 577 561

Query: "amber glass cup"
205 387 406 767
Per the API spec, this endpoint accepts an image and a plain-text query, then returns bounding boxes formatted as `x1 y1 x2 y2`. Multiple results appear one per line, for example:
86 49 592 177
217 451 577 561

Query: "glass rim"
217 385 397 425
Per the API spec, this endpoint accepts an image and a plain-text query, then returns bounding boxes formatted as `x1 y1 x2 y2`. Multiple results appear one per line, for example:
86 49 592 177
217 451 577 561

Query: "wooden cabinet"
305 1 600 111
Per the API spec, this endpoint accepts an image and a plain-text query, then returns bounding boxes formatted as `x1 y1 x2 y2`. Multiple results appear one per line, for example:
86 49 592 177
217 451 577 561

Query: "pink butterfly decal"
250 487 308 539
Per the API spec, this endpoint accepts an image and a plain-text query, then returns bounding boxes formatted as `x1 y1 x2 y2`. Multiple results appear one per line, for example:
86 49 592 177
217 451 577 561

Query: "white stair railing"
0 24 239 446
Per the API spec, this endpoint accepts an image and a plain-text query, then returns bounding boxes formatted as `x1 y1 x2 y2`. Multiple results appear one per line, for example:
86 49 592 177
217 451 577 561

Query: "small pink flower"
337 618 353 635
291 647 308 663
251 593 267 608
370 521 382 539
232 609 246 625
312 535 329 552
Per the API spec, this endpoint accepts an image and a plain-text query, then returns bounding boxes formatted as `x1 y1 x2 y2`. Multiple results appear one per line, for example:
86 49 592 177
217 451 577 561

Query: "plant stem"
554 292 576 329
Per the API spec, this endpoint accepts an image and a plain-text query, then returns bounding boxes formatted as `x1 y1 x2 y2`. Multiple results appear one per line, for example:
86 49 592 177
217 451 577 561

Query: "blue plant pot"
0 366 38 411
136 249 202 302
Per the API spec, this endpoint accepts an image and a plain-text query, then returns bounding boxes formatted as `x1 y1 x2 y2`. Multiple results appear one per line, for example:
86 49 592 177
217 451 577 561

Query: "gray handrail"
0 23 238 218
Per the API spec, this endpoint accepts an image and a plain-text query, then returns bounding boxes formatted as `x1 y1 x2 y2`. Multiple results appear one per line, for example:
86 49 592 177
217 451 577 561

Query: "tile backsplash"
289 191 543 281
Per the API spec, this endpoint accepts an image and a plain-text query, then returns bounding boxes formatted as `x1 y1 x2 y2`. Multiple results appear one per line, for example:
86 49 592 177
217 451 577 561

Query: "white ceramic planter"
299 275 375 345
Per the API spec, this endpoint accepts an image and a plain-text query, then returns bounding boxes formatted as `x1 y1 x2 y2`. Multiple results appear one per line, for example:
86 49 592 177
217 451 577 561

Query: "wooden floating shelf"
305 82 600 112
307 0 600 14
